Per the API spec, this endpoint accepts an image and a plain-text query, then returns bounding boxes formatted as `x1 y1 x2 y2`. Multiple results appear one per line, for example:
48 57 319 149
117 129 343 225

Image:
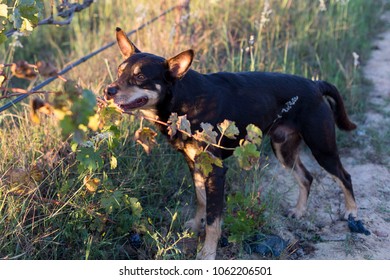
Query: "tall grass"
0 0 385 259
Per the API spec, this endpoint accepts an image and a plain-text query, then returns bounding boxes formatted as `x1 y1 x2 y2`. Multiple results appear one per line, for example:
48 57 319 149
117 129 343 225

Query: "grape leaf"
83 175 100 193
0 33 6 44
98 99 123 128
10 60 38 80
134 126 158 154
167 112 178 138
177 114 192 140
110 155 118 169
217 119 239 139
0 71 7 86
36 60 58 77
233 143 260 170
76 146 104 172
245 124 262 145
195 150 223 177
194 122 218 144
128 197 143 218
63 80 82 100
0 4 7 18
30 97 53 124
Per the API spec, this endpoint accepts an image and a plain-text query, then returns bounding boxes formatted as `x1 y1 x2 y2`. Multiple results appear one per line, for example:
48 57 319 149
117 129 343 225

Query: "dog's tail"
317 80 357 131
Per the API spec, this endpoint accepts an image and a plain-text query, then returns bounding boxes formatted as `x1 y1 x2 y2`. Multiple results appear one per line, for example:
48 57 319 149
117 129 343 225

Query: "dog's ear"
167 49 194 79
116 27 141 58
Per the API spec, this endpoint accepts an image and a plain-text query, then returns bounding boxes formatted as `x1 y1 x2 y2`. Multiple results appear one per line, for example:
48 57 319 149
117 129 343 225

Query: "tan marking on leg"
185 170 206 233
273 143 286 168
333 176 358 219
196 217 221 260
289 161 310 218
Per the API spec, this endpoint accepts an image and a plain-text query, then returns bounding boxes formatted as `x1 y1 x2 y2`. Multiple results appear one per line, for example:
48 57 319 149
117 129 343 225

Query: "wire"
0 5 180 113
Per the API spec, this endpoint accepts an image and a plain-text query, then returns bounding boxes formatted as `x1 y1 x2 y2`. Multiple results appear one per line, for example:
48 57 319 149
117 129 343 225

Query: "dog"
104 27 358 259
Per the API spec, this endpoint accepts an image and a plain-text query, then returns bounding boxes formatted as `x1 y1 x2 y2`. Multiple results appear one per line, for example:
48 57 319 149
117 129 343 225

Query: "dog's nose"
104 86 118 97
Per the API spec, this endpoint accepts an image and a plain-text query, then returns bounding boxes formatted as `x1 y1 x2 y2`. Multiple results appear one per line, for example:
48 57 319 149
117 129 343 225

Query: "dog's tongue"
120 97 148 110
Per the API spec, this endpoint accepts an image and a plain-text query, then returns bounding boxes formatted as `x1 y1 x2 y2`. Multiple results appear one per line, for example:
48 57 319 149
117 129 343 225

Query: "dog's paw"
287 207 305 219
343 209 358 220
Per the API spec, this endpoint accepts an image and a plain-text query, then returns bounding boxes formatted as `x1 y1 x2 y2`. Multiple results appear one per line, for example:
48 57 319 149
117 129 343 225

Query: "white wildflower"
249 35 255 46
319 0 327 12
352 52 360 68
259 0 272 31
9 31 24 48
336 0 350 5
80 140 94 148
92 131 113 142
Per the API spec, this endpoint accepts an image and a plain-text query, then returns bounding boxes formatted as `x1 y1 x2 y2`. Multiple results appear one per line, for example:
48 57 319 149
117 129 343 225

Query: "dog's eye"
135 73 146 81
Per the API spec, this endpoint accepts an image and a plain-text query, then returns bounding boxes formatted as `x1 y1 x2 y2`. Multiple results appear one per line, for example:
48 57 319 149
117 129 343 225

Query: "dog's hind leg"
302 107 357 219
311 151 357 219
271 125 314 219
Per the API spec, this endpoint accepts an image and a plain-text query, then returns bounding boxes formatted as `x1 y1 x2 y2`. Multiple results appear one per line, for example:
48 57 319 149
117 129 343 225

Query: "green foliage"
233 124 262 170
224 192 266 243
0 0 44 41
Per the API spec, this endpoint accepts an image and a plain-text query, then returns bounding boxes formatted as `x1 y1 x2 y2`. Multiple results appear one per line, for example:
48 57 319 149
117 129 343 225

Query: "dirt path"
261 13 390 260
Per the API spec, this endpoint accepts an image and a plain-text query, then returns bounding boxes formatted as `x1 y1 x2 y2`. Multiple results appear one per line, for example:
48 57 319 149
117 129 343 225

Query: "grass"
0 0 386 259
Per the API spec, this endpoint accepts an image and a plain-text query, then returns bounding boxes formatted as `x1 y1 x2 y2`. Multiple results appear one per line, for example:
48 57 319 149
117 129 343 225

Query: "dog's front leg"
196 165 227 260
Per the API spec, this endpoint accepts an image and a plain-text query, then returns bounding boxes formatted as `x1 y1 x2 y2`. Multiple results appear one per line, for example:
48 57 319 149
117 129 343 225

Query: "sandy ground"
259 13 390 260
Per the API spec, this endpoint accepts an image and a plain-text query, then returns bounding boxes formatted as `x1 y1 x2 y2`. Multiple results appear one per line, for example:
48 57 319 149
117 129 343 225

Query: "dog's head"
104 27 194 112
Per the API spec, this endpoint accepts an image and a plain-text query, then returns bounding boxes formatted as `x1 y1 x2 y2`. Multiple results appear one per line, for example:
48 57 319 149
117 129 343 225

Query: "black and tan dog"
105 27 358 259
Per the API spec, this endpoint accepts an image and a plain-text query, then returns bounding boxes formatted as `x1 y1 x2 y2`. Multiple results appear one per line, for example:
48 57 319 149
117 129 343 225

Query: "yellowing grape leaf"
177 114 192 140
167 112 178 138
87 113 100 131
36 60 58 77
10 60 38 80
194 122 218 144
195 150 223 177
30 98 53 124
0 4 7 18
134 126 158 154
83 175 100 193
0 71 7 86
233 143 260 170
217 119 239 139
245 124 262 145
110 155 118 170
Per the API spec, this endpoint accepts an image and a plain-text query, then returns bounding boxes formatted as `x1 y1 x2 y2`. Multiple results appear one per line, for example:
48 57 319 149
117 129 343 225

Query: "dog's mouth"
119 97 149 111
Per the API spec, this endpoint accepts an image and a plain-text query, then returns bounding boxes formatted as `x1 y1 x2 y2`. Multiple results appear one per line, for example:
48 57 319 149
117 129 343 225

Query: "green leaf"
195 151 223 177
217 119 240 139
0 33 6 44
233 143 260 170
76 146 103 172
101 190 122 214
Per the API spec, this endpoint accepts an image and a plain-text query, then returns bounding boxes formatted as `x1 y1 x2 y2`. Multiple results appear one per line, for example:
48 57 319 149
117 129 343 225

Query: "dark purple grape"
129 232 142 249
